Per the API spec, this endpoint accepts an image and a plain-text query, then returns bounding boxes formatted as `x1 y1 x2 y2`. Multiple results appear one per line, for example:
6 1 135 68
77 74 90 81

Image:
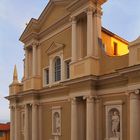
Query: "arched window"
54 57 61 82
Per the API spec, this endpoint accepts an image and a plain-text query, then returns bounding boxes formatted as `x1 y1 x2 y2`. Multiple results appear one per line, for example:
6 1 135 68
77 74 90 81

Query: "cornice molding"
6 65 140 101
20 0 71 43
21 14 70 44
117 64 140 75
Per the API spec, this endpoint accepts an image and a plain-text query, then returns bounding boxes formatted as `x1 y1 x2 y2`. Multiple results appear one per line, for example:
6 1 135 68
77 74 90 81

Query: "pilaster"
24 47 29 79
15 105 20 140
87 7 94 57
85 96 95 140
25 104 29 140
71 17 77 62
129 89 140 140
95 97 102 140
32 42 38 77
32 103 38 140
71 97 78 140
10 105 15 140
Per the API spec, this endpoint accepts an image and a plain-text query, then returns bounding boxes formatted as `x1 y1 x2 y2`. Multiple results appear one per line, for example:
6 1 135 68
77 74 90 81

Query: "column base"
109 137 119 140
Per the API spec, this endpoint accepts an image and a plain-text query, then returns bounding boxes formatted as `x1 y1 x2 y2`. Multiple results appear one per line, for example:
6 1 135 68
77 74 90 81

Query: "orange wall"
101 31 129 56
0 131 10 140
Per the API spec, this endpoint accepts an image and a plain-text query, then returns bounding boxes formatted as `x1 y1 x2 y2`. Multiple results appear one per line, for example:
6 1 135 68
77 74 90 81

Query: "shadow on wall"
99 38 129 75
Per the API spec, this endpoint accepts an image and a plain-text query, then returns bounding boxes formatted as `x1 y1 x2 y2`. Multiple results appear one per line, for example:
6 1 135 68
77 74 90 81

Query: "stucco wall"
100 47 129 75
41 100 71 140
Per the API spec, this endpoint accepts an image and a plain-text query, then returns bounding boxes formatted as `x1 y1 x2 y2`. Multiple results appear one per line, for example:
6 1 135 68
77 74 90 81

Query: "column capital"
14 105 20 110
128 89 140 100
23 104 29 109
94 96 101 103
9 105 16 109
83 96 94 103
70 97 77 105
94 8 103 17
70 16 77 24
86 6 95 15
31 103 39 107
32 41 39 48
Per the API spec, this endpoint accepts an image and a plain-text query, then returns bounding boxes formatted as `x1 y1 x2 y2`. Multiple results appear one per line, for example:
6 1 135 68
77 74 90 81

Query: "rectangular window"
65 60 70 79
113 42 118 55
0 132 4 137
44 68 49 85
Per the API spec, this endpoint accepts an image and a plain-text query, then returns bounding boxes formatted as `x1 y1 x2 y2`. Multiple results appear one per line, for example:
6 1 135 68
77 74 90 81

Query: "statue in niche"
111 111 120 137
53 112 61 134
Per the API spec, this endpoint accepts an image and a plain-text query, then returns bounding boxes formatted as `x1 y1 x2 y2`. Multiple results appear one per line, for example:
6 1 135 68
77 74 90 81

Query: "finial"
13 65 19 84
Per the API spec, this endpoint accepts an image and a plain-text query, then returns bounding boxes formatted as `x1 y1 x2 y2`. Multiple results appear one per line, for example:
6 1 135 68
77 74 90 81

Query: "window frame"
64 59 71 80
113 42 118 55
0 131 4 137
43 66 49 87
54 57 61 82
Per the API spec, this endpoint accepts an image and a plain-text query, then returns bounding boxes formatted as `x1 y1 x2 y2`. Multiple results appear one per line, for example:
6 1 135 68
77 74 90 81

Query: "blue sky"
0 0 140 122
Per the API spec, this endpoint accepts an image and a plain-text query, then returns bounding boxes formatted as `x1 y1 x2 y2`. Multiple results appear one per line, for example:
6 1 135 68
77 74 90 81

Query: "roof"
102 27 129 44
0 123 10 131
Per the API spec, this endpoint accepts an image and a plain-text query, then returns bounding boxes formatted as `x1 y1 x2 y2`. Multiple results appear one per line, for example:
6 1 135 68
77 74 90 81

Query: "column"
71 98 78 140
25 104 29 140
130 91 140 140
32 43 37 76
87 8 94 56
86 96 95 140
95 9 102 38
32 104 38 140
25 48 29 79
10 106 15 140
93 11 100 57
39 105 42 140
95 98 101 140
15 106 20 140
37 47 41 76
71 17 77 62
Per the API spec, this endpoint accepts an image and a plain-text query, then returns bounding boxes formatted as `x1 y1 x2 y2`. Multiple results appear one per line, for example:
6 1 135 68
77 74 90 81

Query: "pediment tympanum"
46 42 65 55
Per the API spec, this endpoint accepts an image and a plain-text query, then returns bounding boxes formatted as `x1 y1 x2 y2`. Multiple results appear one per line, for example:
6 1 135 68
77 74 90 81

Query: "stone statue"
111 111 120 137
54 112 61 134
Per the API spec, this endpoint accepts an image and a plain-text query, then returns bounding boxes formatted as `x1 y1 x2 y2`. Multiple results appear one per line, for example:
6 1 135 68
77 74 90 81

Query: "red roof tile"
0 123 10 131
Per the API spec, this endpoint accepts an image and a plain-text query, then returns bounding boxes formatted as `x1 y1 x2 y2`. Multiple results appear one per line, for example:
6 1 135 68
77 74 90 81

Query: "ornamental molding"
20 0 71 43
46 42 65 55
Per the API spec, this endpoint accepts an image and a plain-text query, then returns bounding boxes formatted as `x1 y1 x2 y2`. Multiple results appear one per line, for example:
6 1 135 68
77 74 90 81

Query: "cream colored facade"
6 0 140 140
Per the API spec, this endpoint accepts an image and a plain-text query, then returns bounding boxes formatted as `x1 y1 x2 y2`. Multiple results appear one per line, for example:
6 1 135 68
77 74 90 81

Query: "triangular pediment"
46 42 65 55
20 0 72 43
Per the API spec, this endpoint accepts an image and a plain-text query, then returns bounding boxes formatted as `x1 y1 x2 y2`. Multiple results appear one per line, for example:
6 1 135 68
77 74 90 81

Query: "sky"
0 0 140 122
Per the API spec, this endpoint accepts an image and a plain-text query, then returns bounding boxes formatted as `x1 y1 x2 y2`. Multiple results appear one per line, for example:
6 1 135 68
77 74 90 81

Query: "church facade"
6 0 140 140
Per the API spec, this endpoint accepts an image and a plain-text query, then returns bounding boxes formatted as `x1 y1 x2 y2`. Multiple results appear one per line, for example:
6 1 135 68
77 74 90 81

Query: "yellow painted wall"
101 31 129 56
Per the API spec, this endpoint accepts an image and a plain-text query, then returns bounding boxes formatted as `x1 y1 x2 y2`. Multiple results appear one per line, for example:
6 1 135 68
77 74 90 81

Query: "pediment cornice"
46 42 65 55
20 0 71 43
